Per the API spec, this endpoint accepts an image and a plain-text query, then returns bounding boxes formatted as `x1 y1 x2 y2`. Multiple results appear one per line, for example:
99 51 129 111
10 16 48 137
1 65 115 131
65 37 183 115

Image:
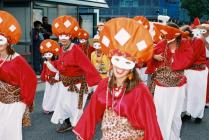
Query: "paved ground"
23 81 209 140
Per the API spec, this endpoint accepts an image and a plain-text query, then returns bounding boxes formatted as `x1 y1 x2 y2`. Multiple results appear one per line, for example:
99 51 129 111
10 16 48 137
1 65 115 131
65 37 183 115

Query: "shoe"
194 118 202 124
181 114 191 122
56 122 73 133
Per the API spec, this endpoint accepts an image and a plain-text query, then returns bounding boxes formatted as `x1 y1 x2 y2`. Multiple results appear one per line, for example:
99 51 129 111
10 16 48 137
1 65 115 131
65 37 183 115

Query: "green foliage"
181 0 209 20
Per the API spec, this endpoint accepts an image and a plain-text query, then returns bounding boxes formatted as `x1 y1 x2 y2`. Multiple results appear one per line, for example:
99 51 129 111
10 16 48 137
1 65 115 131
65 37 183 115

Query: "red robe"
41 61 57 83
187 37 206 69
73 78 163 140
55 44 101 86
78 43 95 60
146 39 193 87
0 55 37 106
146 39 193 74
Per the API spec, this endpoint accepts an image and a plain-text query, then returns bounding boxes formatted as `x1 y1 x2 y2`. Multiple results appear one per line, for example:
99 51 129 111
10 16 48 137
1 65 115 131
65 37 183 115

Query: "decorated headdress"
77 29 89 40
134 16 150 30
0 10 22 45
149 22 163 44
153 22 188 41
52 15 79 40
99 17 153 70
40 39 60 56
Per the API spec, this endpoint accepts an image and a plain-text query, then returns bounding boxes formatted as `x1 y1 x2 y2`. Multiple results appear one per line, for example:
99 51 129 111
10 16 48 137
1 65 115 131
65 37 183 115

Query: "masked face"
43 52 53 59
93 42 101 49
79 39 86 44
111 55 135 70
0 35 8 46
0 35 8 53
205 35 209 44
192 29 206 38
59 35 71 46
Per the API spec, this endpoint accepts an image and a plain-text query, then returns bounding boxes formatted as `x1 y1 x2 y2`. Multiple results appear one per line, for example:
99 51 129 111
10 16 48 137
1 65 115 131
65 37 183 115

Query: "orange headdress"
134 16 150 30
40 39 60 55
99 17 153 69
0 10 22 45
52 16 79 39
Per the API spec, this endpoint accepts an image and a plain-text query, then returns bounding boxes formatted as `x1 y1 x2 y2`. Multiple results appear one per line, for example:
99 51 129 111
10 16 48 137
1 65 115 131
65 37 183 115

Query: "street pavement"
23 79 209 140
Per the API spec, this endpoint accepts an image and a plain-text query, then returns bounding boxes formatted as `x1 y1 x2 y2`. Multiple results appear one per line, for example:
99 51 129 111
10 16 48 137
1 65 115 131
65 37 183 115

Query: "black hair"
33 21 42 27
42 16 48 21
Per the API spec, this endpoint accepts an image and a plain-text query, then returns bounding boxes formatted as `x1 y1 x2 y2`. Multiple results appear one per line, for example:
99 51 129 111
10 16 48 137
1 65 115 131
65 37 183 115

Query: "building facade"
99 0 190 23
1 0 108 64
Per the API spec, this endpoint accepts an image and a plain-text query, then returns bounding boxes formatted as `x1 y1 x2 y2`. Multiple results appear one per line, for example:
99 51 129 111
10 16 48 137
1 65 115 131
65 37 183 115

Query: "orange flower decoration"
77 29 89 40
134 16 150 30
0 10 22 44
99 17 153 63
52 16 79 39
40 39 60 55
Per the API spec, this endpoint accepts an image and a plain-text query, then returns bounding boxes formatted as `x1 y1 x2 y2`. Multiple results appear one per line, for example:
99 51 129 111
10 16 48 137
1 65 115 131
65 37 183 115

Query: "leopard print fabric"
153 66 185 87
101 109 144 140
60 75 88 109
0 80 31 127
149 44 186 93
47 75 59 85
190 64 206 70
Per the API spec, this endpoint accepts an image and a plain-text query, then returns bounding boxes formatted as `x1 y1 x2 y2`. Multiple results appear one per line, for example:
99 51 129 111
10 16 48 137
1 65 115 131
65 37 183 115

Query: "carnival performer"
91 36 110 78
182 24 208 123
50 15 101 132
77 29 95 59
73 17 162 140
40 39 61 114
147 22 193 140
0 10 37 140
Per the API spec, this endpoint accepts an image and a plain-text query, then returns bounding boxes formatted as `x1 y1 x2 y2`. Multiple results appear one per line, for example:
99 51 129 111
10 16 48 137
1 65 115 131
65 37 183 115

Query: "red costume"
78 43 95 60
74 17 162 140
146 39 193 89
188 37 206 69
0 56 37 106
55 45 101 86
41 61 58 83
73 79 162 140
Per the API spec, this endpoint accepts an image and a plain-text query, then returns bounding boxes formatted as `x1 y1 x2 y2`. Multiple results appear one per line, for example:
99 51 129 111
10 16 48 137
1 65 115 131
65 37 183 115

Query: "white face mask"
192 29 206 38
205 35 209 44
111 55 135 70
43 52 53 59
59 35 70 40
79 39 86 44
0 35 8 46
93 42 101 49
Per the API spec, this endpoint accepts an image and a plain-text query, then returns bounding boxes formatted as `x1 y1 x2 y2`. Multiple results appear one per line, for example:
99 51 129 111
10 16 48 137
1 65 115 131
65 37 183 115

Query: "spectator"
32 20 44 75
42 16 52 39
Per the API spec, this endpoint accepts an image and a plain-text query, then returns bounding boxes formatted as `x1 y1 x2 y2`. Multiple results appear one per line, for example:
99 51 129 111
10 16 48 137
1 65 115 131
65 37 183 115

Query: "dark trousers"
33 49 42 73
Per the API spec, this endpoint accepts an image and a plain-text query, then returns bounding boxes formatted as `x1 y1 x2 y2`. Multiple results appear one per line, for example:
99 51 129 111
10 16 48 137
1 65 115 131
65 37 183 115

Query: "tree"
181 0 209 20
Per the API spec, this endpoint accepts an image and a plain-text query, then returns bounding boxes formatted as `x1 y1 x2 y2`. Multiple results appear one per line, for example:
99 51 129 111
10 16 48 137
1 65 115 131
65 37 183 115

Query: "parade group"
0 9 209 140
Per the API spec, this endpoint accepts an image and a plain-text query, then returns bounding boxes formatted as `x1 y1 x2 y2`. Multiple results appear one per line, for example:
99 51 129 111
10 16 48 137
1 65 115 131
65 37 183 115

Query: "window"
120 0 138 7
